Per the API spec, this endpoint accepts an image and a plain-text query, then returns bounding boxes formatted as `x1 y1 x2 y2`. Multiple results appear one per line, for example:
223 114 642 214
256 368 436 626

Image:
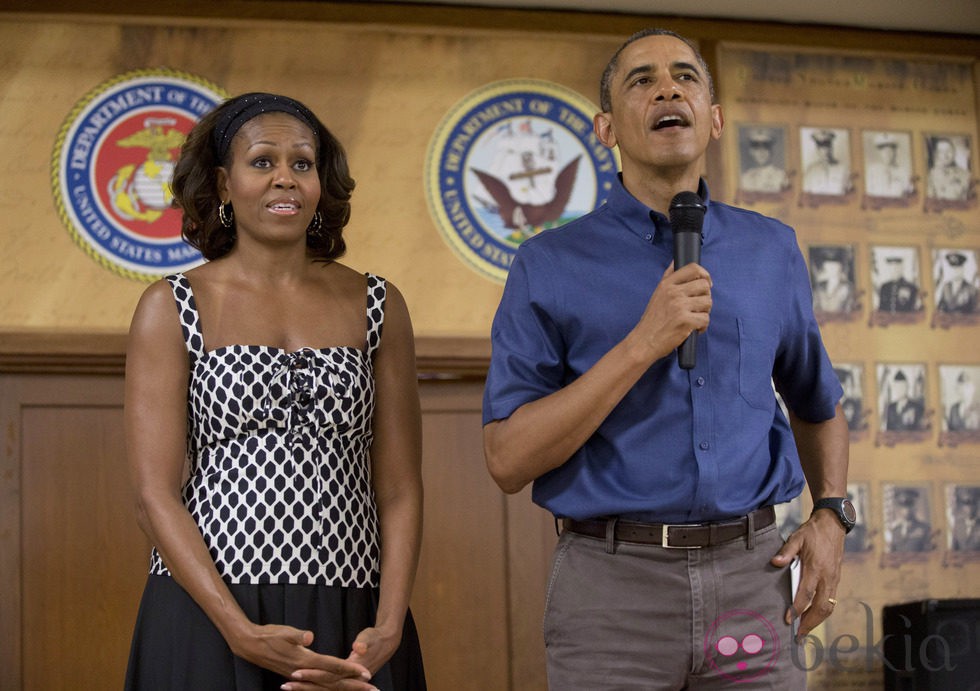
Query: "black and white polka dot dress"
125 273 426 691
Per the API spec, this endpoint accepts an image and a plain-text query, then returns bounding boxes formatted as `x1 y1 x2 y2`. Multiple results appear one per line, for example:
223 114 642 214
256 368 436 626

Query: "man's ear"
594 112 617 149
710 103 725 141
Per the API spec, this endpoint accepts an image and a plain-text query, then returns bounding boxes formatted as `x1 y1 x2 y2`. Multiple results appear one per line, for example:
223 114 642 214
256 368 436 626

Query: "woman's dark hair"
170 93 355 261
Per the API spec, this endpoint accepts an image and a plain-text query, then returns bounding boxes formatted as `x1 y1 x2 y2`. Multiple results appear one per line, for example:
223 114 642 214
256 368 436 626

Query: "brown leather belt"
562 506 776 549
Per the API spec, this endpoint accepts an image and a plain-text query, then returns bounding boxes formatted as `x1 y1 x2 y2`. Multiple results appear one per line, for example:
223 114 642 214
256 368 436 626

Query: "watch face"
841 499 857 523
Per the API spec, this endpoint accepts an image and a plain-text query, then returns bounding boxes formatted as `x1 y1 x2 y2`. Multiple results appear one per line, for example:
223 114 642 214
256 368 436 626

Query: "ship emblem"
425 79 618 283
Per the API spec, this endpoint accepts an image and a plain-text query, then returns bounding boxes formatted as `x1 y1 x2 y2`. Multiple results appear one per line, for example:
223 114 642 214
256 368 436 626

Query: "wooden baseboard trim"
0 331 490 378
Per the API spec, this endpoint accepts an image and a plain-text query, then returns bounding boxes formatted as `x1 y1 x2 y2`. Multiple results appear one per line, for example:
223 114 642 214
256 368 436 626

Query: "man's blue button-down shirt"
483 177 843 523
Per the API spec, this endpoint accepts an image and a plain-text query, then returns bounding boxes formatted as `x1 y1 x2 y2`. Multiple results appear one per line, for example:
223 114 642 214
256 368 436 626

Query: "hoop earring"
218 201 234 228
307 210 324 238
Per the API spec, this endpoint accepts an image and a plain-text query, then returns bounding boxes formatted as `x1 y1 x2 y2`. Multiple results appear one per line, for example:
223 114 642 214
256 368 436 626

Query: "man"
740 127 789 193
927 137 970 201
483 29 849 689
803 129 849 195
812 247 855 314
865 132 911 198
887 488 932 553
951 486 980 552
843 488 870 553
835 366 863 432
884 369 925 431
947 370 979 432
877 255 919 313
937 251 978 314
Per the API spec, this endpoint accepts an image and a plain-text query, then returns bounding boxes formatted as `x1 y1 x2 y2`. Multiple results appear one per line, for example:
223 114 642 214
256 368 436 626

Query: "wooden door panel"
1 372 557 690
21 403 149 689
413 382 511 690
1 375 149 691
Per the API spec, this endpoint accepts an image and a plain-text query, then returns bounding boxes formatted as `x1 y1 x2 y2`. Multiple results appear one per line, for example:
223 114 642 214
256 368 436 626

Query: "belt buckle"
662 523 701 549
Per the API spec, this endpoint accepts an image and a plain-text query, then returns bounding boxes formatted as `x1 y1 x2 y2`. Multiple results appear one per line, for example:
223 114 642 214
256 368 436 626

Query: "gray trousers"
543 522 806 690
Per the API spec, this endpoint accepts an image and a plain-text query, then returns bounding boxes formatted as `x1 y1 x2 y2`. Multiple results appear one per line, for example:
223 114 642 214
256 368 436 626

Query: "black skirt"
125 574 426 691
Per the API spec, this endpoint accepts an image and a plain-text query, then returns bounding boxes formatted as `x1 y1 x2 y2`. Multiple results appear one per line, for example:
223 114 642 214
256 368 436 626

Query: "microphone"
669 191 706 370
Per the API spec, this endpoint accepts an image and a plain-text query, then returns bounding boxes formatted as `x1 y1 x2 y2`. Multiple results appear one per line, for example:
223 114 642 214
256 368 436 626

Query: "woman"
124 93 426 690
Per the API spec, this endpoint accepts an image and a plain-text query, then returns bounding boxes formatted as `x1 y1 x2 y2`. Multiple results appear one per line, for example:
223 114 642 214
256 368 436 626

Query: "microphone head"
669 191 706 233
669 190 705 210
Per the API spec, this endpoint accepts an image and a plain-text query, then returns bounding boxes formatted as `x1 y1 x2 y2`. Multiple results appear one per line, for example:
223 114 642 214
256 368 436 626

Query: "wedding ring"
827 597 838 606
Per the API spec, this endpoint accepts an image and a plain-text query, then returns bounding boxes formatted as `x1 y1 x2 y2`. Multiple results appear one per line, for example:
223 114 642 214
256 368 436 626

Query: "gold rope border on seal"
423 78 618 284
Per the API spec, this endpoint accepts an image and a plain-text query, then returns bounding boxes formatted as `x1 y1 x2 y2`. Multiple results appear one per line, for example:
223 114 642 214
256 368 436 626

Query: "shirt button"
699 441 710 450
645 233 653 242
696 376 706 387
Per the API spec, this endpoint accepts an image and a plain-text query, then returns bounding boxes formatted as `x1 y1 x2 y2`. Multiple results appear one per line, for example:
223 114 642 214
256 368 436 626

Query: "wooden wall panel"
0 375 148 691
505 491 556 690
0 368 553 691
20 401 148 689
414 382 512 689
0 381 25 688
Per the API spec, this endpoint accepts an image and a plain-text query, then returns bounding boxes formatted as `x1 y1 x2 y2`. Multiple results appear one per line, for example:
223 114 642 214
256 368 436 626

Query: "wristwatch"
812 497 857 534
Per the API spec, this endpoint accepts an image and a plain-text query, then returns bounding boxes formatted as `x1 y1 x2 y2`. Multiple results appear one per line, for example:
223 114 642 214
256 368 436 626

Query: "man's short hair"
599 28 716 113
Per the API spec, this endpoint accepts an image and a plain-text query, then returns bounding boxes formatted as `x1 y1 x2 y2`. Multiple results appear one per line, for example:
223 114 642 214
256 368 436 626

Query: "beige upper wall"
0 12 621 337
1 4 978 338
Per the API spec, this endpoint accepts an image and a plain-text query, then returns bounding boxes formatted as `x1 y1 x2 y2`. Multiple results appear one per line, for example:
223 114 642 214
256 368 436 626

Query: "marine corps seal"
52 69 227 281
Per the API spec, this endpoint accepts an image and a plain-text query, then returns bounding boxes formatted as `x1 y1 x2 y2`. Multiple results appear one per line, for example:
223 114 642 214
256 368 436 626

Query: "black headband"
211 93 320 162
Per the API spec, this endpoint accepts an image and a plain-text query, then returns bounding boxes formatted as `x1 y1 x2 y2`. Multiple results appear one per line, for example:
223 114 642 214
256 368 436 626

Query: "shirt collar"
607 174 714 244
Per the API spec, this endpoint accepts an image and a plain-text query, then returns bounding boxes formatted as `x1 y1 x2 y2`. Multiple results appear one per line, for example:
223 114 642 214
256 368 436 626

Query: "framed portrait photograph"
870 245 923 320
932 248 978 316
861 129 915 203
845 482 872 554
809 245 859 319
925 133 973 204
946 484 980 553
737 124 791 195
800 126 852 196
883 484 934 554
833 362 868 434
876 363 929 434
938 364 980 436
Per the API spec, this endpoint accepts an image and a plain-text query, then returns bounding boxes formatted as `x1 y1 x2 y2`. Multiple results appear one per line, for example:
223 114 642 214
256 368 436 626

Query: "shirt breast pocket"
737 317 779 411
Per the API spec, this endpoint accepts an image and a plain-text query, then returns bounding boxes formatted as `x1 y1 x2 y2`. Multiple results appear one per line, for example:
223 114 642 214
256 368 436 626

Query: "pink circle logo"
704 609 781 683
